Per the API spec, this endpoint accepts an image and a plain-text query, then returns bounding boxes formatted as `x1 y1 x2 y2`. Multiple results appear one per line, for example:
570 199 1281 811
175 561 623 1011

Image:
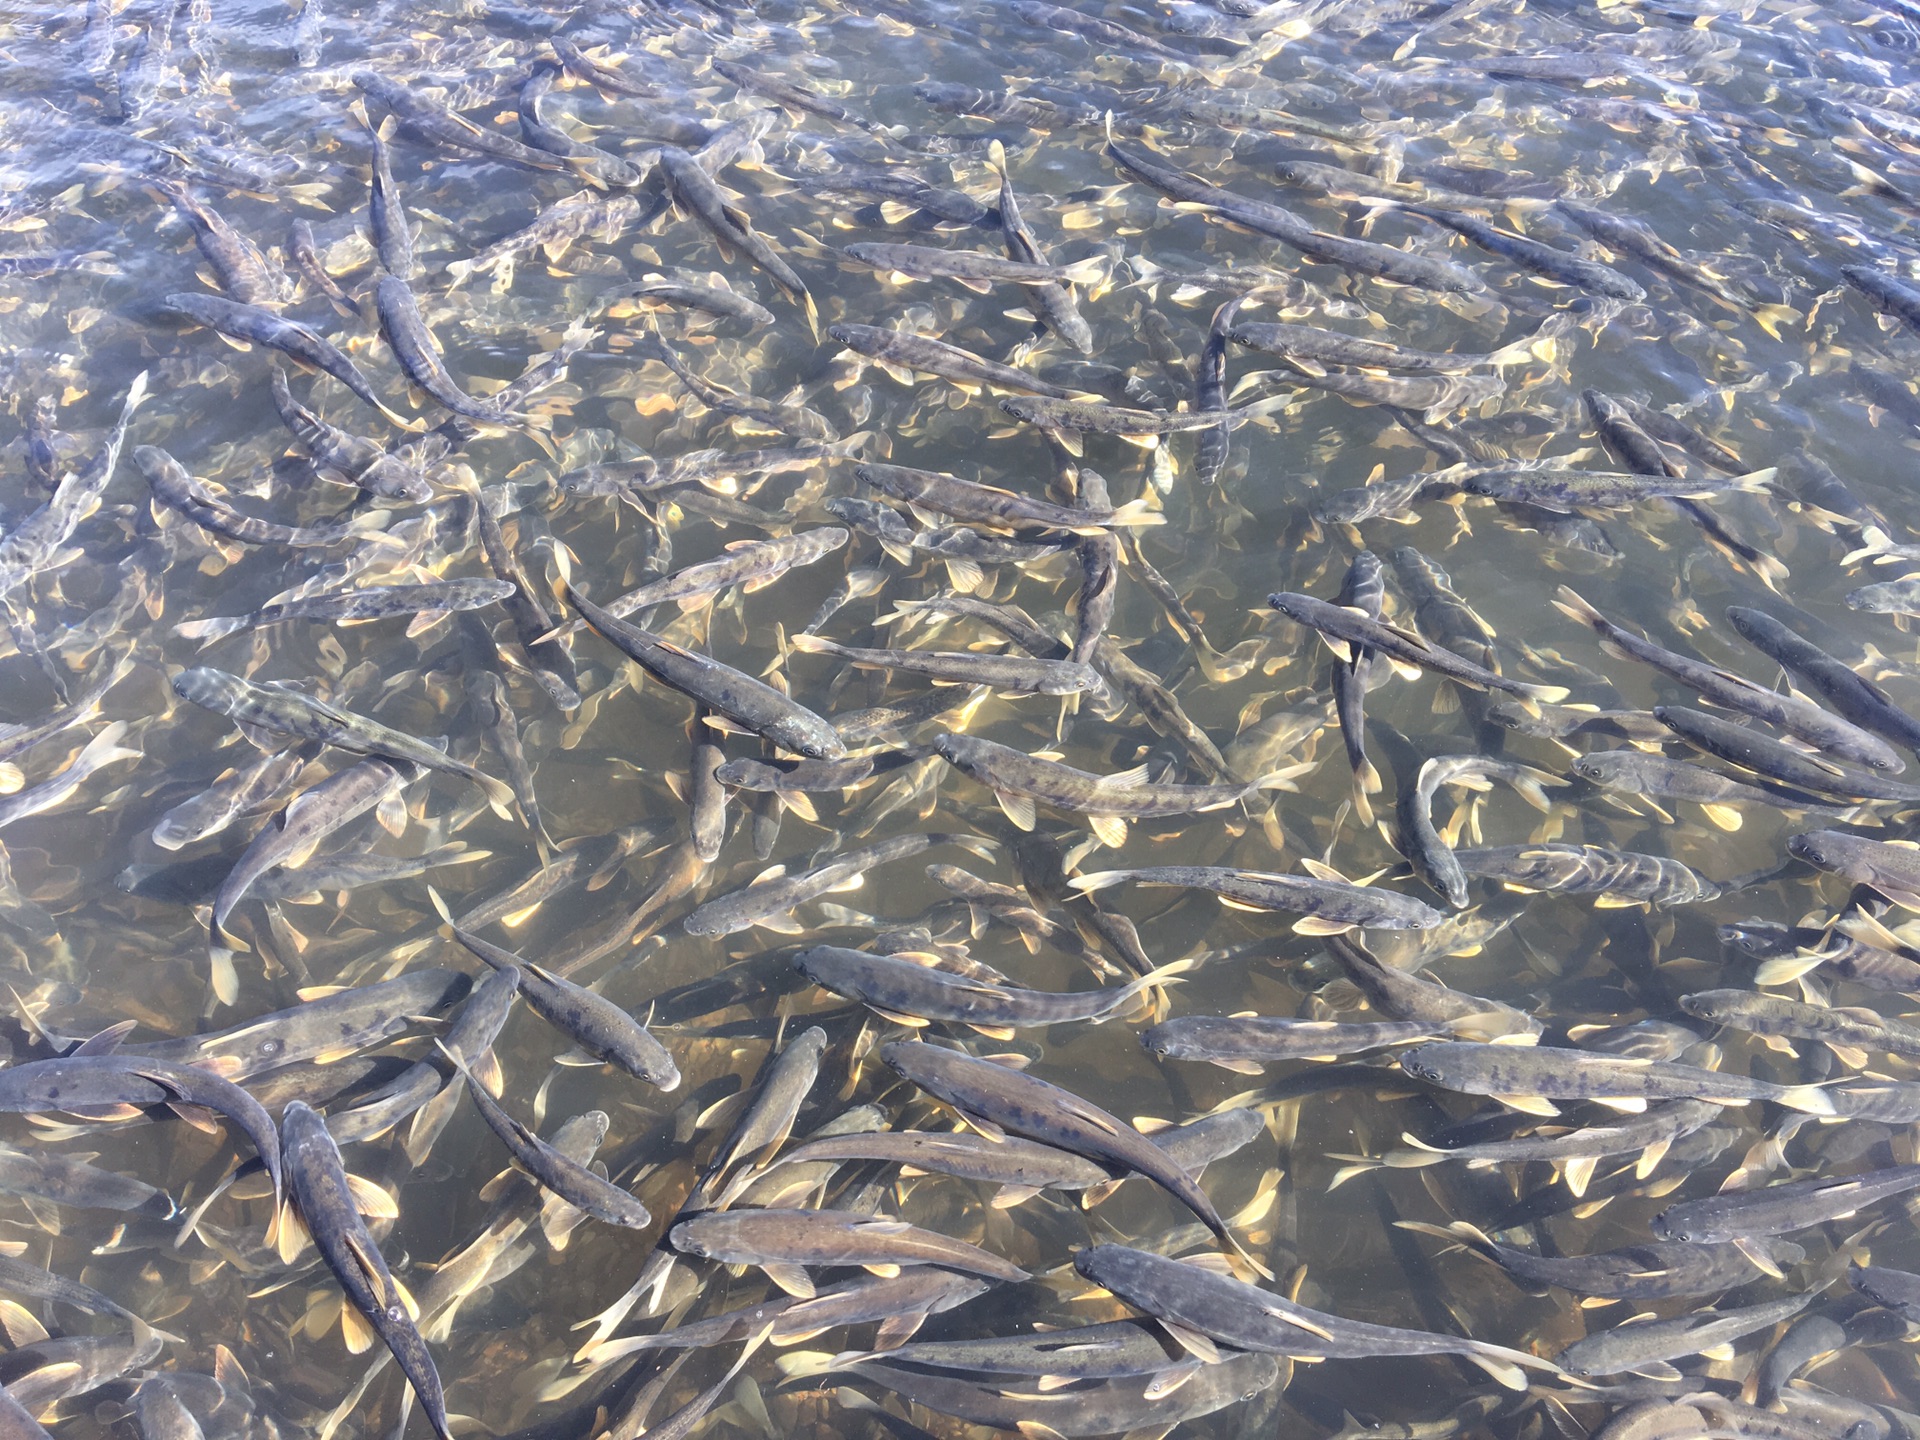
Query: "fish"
669 1207 1028 1296
1143 1016 1441 1072
164 293 416 432
374 276 527 428
794 945 1177 1031
1555 589 1902 772
1268 592 1567 705
1655 706 1920 803
357 106 415 278
439 1044 651 1228
684 833 992 937
1074 1244 1555 1390
279 1100 450 1438
1072 865 1443 934
268 366 433 502
659 145 817 332
1105 132 1487 295
1652 1162 1920 1243
933 733 1266 847
564 583 846 760
169 668 516 819
1399 1041 1834 1115
1572 746 1851 827
1400 204 1645 300
841 241 1106 292
176 579 512 643
988 139 1096 354
137 446 393 549
1556 1293 1812 1379
442 920 679 1090
1725 606 1920 760
881 1041 1266 1273
789 634 1102 695
353 69 569 171
1405 1220 1805 1300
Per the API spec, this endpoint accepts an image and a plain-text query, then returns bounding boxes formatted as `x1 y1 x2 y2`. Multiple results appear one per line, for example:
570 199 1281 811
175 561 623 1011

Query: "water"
5 0 1920 1435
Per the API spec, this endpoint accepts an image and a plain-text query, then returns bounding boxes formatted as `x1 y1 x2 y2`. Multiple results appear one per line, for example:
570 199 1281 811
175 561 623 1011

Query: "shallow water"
4 0 1920 1437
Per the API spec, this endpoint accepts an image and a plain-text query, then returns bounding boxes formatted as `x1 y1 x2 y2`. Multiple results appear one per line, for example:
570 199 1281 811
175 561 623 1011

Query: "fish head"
1716 920 1791 957
1568 754 1614 783
1785 831 1842 870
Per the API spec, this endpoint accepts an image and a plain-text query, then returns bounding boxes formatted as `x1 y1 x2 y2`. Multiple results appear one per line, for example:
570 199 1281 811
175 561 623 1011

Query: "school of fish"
12 0 1920 1439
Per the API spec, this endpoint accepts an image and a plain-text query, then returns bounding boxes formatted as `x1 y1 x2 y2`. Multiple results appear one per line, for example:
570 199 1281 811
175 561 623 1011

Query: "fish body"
138 447 390 549
1652 1163 1920 1241
1726 606 1920 759
375 276 519 425
169 668 514 817
165 294 408 429
1269 592 1564 703
269 366 432 501
353 70 567 170
448 926 679 1090
280 1101 451 1439
1075 1245 1551 1389
794 946 1164 1028
1400 1041 1832 1113
1556 589 1901 772
565 584 844 759
685 833 983 937
1656 707 1920 802
1145 1016 1438 1069
881 1041 1244 1255
792 634 1101 695
1073 865 1443 933
934 735 1256 841
670 1207 1028 1286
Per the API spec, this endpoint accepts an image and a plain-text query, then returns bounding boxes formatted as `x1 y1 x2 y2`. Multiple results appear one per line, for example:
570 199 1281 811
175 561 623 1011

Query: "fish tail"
1775 1083 1835 1115
174 615 246 642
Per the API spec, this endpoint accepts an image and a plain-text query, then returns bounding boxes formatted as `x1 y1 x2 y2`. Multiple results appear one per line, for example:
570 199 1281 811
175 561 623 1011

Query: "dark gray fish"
794 945 1172 1030
833 326 1077 400
280 1100 450 1440
602 276 773 325
1556 588 1903 772
1144 1016 1439 1072
659 145 817 332
170 668 514 817
516 61 643 187
1403 204 1645 300
1400 1041 1833 1113
353 69 568 171
841 241 1104 290
1075 1245 1551 1389
847 1351 1279 1436
670 1207 1028 1293
359 107 414 278
445 923 679 1090
0 1054 282 1217
1727 607 1920 759
1451 842 1720 906
131 969 471 1078
1653 1163 1920 1242
988 139 1095 353
565 584 845 760
1570 750 1848 822
164 293 415 432
1655 706 1920 803
1556 1294 1810 1378
375 276 525 427
269 366 432 502
881 1041 1260 1269
684 832 990 937
790 633 1101 695
870 1319 1186 1379
287 218 355 314
138 447 391 550
1269 592 1566 704
441 1045 650 1227
177 579 511 643
1106 133 1486 294
1409 1220 1804 1299
1073 865 1443 934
